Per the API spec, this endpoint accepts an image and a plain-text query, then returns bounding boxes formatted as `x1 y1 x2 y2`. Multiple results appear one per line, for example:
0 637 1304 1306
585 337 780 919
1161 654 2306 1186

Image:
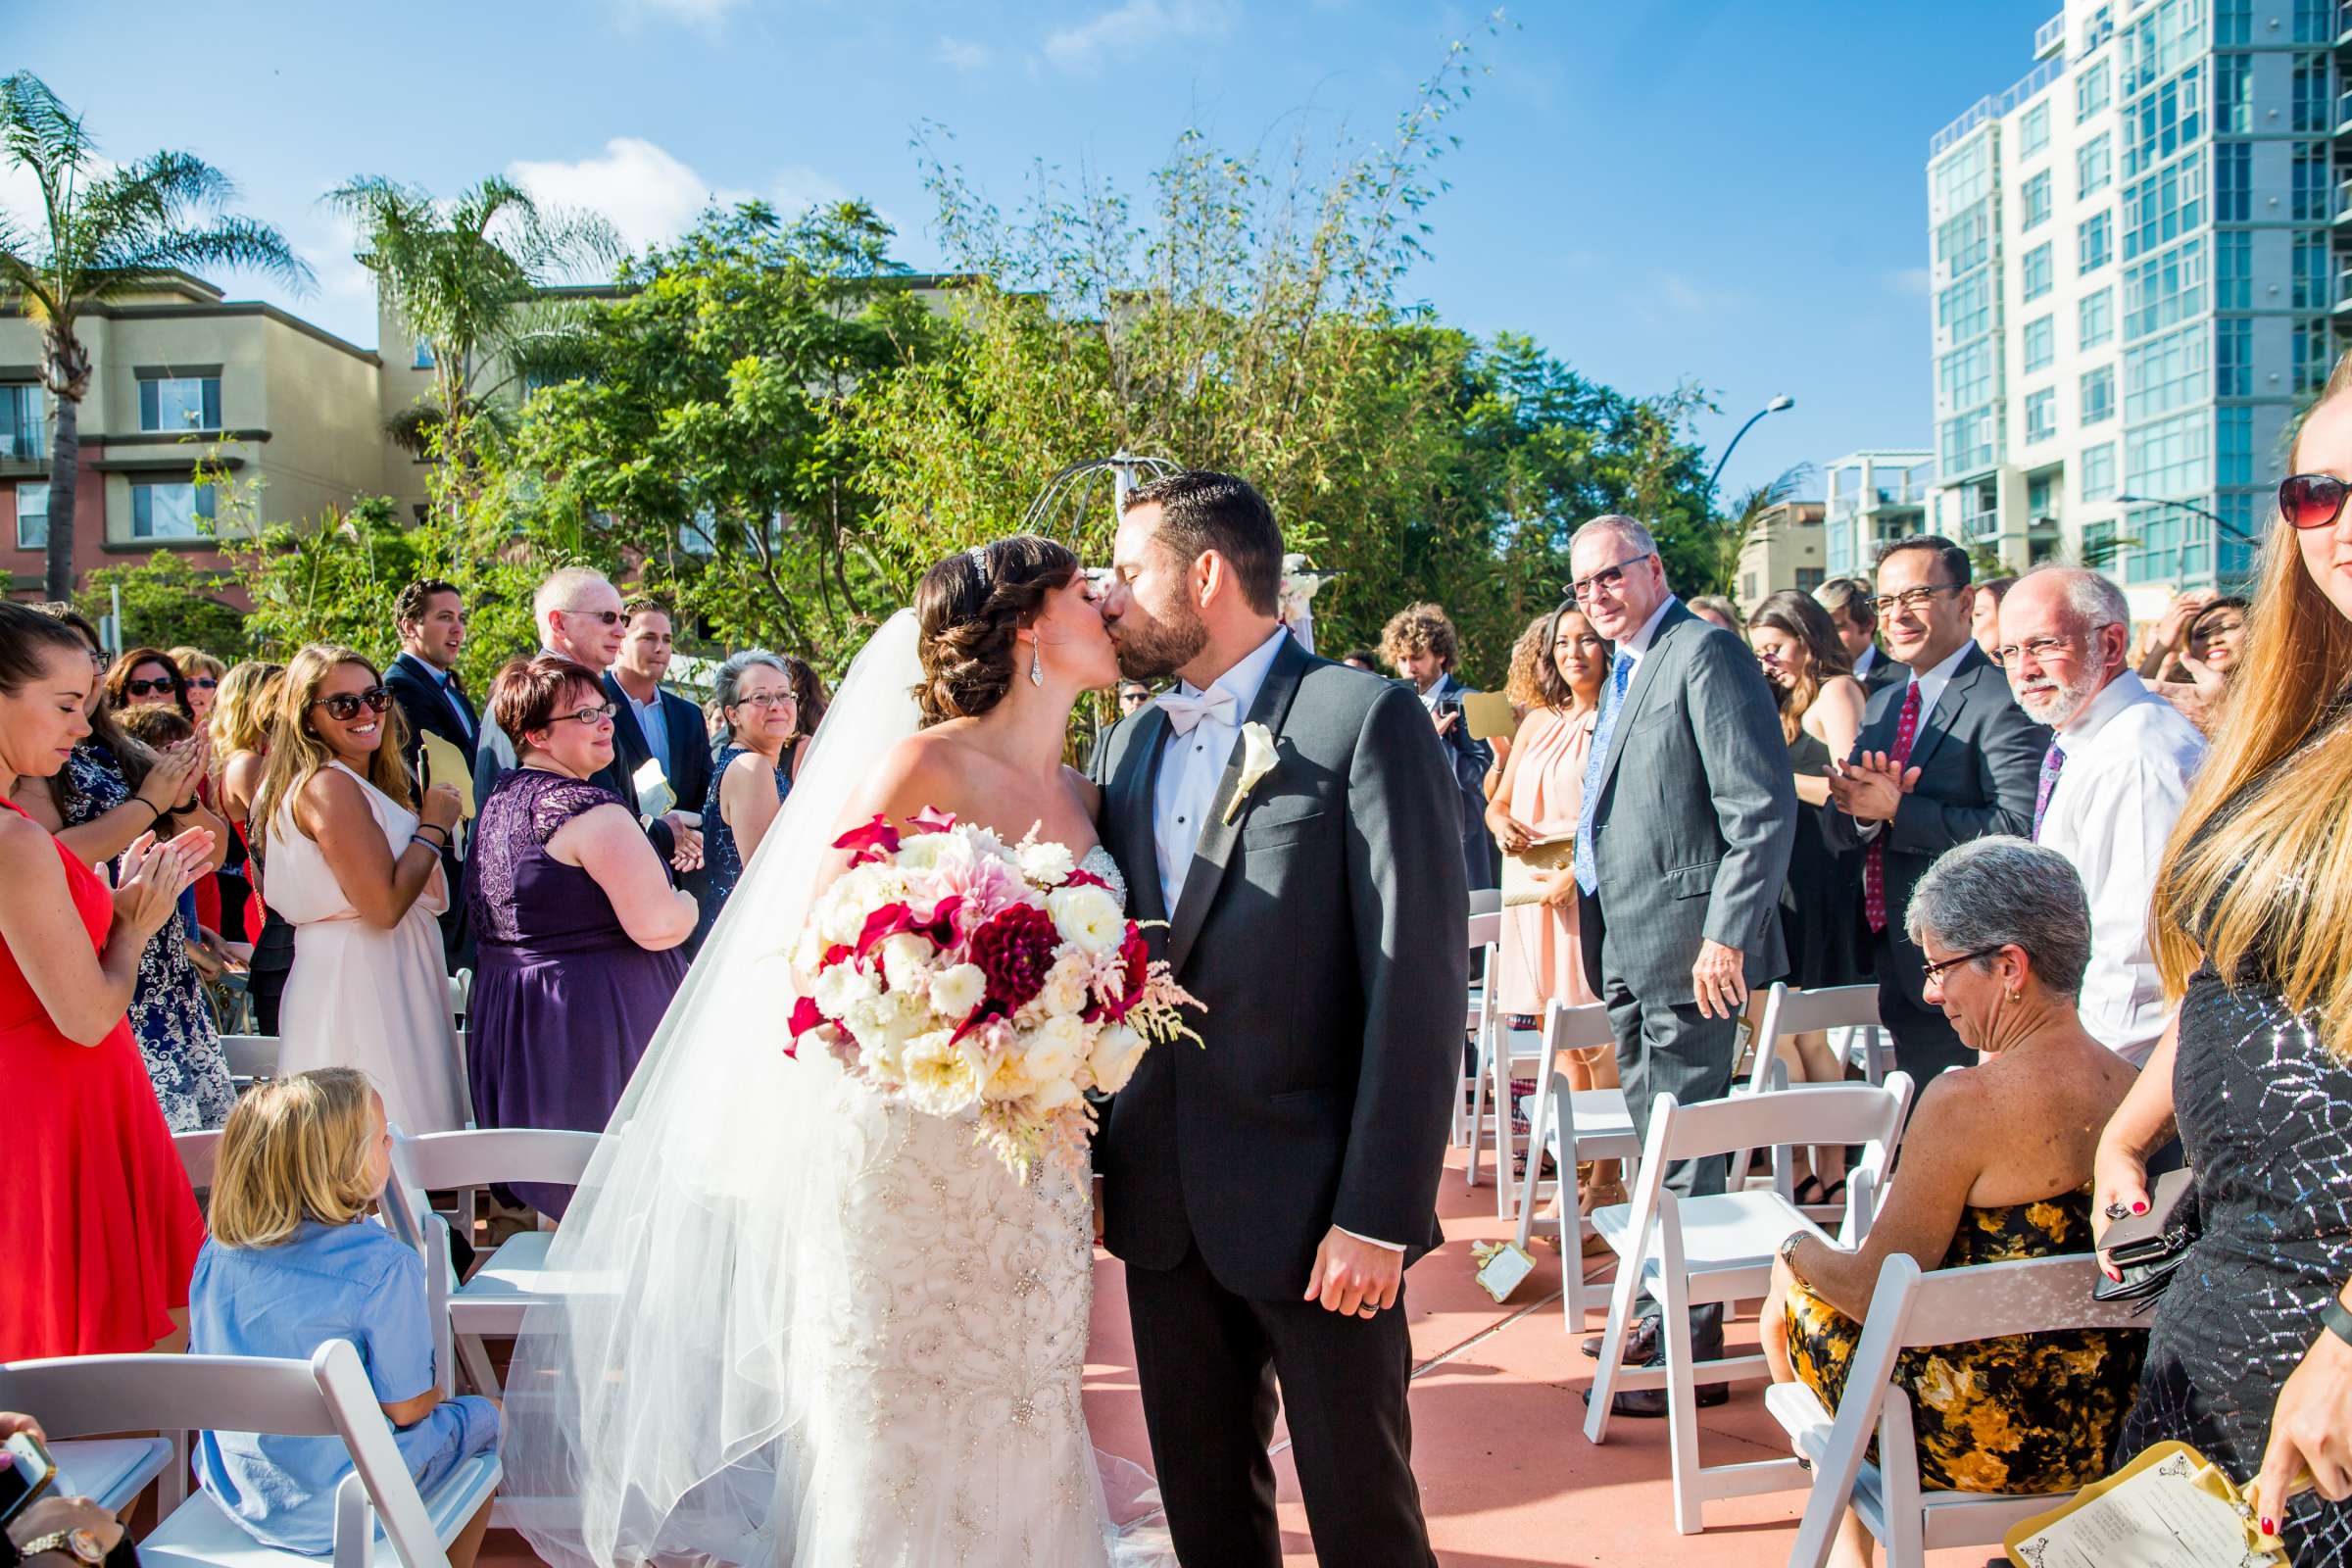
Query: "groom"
1094 470 1467 1568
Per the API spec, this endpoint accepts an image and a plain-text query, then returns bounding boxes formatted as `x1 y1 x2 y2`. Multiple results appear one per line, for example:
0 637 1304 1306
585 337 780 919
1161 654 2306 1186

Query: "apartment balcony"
0 423 46 476
2341 0 2352 46
2337 266 2352 313
2034 11 2065 59
2340 87 2352 134
2335 175 2352 224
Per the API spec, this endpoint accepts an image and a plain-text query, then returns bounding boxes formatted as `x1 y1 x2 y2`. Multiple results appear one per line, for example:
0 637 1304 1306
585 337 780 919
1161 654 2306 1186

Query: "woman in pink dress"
1484 603 1618 1225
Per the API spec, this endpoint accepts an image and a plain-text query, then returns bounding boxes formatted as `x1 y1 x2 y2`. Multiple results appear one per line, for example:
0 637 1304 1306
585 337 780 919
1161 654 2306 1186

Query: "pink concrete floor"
479 1147 1994 1567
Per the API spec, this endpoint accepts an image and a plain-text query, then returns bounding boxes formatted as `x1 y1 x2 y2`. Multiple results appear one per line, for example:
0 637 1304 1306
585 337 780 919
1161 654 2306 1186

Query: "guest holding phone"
252 647 468 1136
0 602 212 1359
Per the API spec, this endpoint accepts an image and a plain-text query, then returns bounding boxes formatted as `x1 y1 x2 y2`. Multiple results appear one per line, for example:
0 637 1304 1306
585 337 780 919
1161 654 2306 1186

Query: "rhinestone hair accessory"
967 545 992 595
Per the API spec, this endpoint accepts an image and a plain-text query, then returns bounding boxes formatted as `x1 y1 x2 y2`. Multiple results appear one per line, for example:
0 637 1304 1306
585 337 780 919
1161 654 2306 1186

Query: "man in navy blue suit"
386 578 478 970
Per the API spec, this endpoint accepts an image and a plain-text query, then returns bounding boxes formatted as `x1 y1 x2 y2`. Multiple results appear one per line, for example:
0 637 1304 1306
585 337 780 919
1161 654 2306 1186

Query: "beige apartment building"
1734 499 1828 617
1 270 390 600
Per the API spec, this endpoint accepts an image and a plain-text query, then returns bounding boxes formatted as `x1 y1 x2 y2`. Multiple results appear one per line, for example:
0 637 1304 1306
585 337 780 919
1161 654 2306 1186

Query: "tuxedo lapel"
1112 707 1174 930
1164 637 1310 977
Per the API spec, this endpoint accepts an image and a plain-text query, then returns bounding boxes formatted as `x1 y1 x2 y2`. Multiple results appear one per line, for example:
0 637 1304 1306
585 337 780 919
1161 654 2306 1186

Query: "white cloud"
1043 0 1236 73
937 34 992 71
769 164 852 218
508 137 753 256
1886 266 1933 297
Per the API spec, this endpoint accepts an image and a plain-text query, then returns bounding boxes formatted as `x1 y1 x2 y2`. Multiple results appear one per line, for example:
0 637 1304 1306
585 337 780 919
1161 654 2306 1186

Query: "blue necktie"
1574 650 1636 895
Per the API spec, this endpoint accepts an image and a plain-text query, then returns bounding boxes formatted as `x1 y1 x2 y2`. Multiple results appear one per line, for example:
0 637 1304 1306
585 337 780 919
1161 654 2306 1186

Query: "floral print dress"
64 743 235 1132
1786 1193 2146 1493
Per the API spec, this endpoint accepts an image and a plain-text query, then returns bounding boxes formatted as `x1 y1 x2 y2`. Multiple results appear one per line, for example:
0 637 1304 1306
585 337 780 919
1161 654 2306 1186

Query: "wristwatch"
18 1530 107 1566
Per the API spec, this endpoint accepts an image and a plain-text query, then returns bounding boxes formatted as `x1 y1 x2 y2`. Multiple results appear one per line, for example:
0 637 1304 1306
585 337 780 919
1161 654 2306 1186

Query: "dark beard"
1110 606 1208 681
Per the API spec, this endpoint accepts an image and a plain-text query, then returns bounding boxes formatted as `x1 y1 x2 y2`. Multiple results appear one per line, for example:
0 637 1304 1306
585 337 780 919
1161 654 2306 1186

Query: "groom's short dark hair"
1122 469 1283 615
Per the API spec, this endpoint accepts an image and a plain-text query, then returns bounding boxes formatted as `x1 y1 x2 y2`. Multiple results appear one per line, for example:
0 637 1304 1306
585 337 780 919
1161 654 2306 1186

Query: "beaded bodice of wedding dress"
795 846 1158 1567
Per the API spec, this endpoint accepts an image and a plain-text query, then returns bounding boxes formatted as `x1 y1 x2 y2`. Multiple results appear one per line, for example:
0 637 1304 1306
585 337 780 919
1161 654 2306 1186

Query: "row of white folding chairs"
0 1342 498 1568
213 1024 471 1114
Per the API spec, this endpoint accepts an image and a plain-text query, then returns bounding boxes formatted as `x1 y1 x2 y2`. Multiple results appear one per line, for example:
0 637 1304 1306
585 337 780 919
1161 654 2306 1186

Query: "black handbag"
2091 1166 2198 1304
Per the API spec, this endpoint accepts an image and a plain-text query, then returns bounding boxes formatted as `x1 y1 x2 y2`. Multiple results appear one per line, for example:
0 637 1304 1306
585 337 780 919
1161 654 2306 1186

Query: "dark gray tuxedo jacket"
1582 601 1797 1002
1093 636 1469 1301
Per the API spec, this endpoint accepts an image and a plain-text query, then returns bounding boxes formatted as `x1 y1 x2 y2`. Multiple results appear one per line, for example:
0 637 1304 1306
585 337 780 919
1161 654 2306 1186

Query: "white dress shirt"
1619 593 1678 678
2036 671 2207 1066
1152 624 1292 914
1151 625 1406 1253
1852 644 1880 681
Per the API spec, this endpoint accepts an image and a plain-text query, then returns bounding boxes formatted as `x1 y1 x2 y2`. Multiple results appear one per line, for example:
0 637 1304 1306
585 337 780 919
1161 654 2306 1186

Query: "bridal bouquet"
785 809 1202 1177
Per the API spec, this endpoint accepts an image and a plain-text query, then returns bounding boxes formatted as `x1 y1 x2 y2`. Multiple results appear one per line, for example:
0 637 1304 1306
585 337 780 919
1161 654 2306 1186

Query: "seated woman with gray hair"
693 651 799 949
1759 838 2145 1566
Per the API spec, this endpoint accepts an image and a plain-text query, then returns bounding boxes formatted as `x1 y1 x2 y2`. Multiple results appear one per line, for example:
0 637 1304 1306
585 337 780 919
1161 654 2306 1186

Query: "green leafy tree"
72 552 246 655
0 71 312 599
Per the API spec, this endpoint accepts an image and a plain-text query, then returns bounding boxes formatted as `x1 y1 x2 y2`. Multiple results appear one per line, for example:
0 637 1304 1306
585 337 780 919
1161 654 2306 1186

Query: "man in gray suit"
1095 470 1466 1568
1567 514 1797 1414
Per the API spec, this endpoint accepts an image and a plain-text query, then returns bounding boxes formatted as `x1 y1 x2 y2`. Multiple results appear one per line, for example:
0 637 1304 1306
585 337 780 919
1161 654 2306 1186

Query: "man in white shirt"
1997 566 2206 1066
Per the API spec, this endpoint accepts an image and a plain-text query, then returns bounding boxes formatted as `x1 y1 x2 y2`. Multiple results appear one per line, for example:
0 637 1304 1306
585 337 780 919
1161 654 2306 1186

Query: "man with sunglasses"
471 566 701 877
1824 536 2046 1079
1563 514 1795 1415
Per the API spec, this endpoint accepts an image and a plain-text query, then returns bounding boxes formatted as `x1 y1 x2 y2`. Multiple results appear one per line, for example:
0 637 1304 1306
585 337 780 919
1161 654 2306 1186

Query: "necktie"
2033 741 2067 840
1156 687 1237 736
1863 680 1925 934
1573 650 1637 895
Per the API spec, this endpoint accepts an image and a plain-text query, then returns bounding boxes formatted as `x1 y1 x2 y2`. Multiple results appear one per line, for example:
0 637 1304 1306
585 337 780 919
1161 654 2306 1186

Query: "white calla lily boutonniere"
1223 722 1281 824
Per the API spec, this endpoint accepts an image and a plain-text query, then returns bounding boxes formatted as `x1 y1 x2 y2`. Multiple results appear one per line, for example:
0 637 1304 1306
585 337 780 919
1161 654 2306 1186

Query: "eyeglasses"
1991 627 2114 668
561 609 623 627
1869 583 1966 618
1565 553 1656 605
186 676 218 691
1920 944 2010 987
2279 473 2352 531
123 676 182 698
311 687 393 721
734 692 797 710
552 702 618 726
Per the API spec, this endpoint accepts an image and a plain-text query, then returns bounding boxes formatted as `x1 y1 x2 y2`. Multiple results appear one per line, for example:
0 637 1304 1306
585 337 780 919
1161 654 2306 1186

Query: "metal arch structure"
1018 452 1183 544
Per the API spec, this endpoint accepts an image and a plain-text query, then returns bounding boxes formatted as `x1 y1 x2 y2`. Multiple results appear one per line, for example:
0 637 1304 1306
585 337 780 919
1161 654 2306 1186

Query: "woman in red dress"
0 604 213 1357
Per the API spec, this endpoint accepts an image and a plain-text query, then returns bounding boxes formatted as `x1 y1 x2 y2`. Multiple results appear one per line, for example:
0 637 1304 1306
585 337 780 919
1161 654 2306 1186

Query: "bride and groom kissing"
505 470 1470 1568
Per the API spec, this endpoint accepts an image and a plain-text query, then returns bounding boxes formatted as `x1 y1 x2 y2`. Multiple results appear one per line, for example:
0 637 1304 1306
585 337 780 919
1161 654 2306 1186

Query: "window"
1933 138 1992 215
2125 321 2212 421
2295 142 2333 222
2078 59 2111 121
2124 239 2207 340
1794 567 1824 593
2216 0 2252 44
2079 211 2113 273
1936 205 1992 275
2216 229 2253 310
2023 172 2052 230
2022 242 2055 302
129 481 217 540
2213 142 2251 224
137 376 221 432
0 384 40 463
2216 53 2254 134
2296 319 2340 393
2126 409 2211 503
1938 340 1999 413
2297 0 2337 42
2082 365 2117 424
2020 101 2051 160
2220 407 2255 487
2080 286 2116 349
1940 407 2000 476
2123 155 2204 260
1938 270 1995 342
2082 442 2118 501
2029 472 2057 524
2217 317 2251 397
2122 60 2206 178
2293 54 2334 131
2078 134 2114 199
2295 234 2332 309
13 481 46 551
2025 315 2056 372
2122 0 2209 96
2026 387 2058 443
413 341 435 369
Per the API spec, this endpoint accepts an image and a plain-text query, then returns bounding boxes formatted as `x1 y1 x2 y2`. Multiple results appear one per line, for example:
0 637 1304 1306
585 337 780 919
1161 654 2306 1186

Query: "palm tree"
0 72 313 599
324 175 619 487
1694 463 1816 602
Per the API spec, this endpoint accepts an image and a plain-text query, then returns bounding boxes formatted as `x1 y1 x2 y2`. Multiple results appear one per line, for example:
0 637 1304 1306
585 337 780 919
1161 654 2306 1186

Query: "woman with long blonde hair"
2094 358 2352 1558
215 664 292 1022
253 646 468 1135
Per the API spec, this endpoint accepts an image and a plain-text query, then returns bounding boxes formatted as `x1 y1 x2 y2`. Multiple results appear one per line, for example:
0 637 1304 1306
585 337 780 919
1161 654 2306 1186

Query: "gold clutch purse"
1500 836 1576 908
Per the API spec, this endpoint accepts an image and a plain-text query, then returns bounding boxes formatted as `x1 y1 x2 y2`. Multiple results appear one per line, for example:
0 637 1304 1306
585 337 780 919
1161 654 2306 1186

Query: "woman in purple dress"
466 656 698 1215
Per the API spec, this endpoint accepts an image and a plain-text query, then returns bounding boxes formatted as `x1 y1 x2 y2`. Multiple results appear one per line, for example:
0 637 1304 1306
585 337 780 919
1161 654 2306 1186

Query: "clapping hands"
1825 752 1919 824
114 826 214 941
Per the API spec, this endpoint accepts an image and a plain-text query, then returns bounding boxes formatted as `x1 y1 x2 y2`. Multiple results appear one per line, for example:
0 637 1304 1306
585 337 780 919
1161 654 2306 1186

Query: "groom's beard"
1110 606 1208 681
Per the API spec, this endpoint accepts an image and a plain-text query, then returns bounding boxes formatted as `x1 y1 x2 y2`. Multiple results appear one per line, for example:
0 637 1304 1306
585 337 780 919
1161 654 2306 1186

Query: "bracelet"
2322 1294 2352 1349
129 798 163 826
406 834 442 855
414 823 450 845
1778 1228 1807 1275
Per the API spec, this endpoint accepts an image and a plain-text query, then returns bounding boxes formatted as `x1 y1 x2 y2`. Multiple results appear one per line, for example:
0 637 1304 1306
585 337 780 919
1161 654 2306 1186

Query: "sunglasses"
311 687 393 721
123 676 182 698
1565 553 1657 605
187 676 218 691
561 609 624 627
2279 473 2352 530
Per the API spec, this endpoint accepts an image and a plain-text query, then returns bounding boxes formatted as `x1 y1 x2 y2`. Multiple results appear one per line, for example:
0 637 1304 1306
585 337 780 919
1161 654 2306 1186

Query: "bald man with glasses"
1823 535 2047 1079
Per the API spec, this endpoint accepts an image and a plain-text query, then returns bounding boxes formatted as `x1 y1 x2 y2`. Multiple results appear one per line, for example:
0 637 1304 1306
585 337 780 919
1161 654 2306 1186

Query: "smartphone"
0 1431 57 1531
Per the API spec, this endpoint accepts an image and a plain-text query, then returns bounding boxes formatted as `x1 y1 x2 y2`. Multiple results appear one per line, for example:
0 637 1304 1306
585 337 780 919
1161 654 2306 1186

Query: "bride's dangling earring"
1030 638 1045 687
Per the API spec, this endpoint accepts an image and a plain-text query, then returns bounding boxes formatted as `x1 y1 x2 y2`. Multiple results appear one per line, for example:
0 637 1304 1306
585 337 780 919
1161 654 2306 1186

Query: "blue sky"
8 0 2054 500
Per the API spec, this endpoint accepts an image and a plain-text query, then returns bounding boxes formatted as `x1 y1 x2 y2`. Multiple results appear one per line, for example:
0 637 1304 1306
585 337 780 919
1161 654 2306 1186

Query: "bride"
502 535 1165 1567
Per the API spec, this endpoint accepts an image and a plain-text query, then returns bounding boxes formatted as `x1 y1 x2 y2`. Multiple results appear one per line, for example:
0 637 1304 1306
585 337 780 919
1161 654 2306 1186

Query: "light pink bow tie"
1156 687 1238 735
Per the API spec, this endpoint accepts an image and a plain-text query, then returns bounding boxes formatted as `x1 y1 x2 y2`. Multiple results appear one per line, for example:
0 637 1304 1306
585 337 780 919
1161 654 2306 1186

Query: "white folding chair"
1583 1075 1915 1536
445 968 472 1028
1458 909 1503 1169
0 1342 499 1568
386 1127 601 1399
1468 887 1502 918
1730 983 1893 1204
173 1129 223 1195
218 1034 277 1090
1771 1251 2149 1568
1506 1001 1639 1324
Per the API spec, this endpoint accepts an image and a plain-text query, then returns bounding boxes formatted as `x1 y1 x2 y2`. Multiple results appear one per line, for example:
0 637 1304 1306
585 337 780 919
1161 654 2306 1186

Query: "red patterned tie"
1863 680 1924 935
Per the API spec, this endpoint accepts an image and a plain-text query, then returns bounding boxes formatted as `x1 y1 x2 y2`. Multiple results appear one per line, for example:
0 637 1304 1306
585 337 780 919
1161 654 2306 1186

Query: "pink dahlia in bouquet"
786 808 1201 1176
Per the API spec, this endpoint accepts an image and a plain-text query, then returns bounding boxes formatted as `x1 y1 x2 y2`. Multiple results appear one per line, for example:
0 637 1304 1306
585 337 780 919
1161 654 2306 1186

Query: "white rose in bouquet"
1023 1014 1088 1085
812 959 880 1018
929 962 988 1021
878 932 936 996
1036 953 1092 1019
902 1031 986 1117
1019 839 1076 885
1089 1023 1149 1094
1030 1076 1083 1113
1046 883 1125 956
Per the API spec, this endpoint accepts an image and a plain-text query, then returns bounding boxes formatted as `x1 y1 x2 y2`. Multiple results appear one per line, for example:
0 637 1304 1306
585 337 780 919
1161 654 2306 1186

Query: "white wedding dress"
503 612 1168 1568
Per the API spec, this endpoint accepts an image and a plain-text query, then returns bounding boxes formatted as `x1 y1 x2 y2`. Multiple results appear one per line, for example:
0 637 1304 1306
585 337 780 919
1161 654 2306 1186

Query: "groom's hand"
1304 1226 1401 1317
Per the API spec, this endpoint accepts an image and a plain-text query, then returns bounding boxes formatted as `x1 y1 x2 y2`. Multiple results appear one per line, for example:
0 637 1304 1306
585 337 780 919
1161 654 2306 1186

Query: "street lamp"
2114 492 2259 545
1706 394 1795 494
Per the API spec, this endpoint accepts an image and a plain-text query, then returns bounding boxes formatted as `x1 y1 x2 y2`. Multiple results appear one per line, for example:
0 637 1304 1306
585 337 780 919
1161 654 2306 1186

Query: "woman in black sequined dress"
2098 368 2352 1560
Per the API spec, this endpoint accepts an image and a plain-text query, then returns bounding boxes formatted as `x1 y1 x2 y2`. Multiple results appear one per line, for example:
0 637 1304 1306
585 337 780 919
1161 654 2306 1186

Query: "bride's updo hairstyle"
913 534 1081 725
